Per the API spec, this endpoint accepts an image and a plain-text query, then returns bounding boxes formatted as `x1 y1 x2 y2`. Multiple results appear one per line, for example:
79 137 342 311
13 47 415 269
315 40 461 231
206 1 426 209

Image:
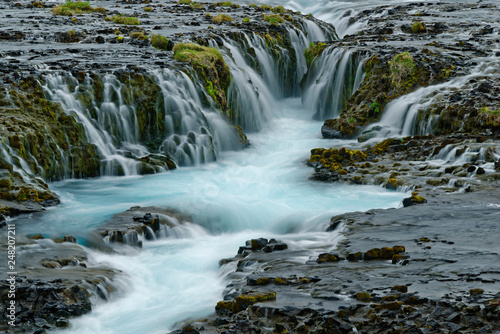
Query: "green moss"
263 14 284 26
479 106 500 115
356 292 371 302
390 52 416 85
179 0 191 4
392 285 408 293
365 248 381 260
212 14 233 24
411 22 426 33
112 15 140 25
272 6 286 14
274 277 288 285
255 277 271 285
129 31 147 40
215 300 233 310
232 292 276 313
151 34 170 50
93 7 107 13
215 1 233 6
317 253 339 263
260 5 272 10
242 17 250 23
173 43 231 112
144 7 152 12
189 2 202 9
304 42 326 67
51 1 93 15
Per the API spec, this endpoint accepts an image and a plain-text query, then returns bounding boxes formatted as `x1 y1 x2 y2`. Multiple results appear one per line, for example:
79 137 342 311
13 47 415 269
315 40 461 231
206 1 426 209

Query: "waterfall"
302 47 364 120
42 69 244 174
43 74 143 176
362 58 500 139
213 20 334 131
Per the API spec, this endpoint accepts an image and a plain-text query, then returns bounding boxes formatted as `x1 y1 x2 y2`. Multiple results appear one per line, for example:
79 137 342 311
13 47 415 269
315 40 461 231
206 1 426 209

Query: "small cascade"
219 35 278 131
154 69 241 166
363 59 500 139
43 74 142 176
302 47 364 120
42 69 245 175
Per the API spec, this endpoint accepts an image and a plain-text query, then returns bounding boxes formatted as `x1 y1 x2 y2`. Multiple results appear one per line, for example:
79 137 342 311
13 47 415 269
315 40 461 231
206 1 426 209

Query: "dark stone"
321 125 343 139
467 165 477 173
476 167 485 175
55 318 69 328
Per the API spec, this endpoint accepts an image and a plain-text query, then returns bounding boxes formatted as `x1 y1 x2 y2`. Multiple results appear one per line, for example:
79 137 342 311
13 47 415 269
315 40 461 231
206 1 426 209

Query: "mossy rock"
392 285 408 293
356 292 371 302
173 43 231 115
317 253 340 263
273 277 288 285
232 292 277 313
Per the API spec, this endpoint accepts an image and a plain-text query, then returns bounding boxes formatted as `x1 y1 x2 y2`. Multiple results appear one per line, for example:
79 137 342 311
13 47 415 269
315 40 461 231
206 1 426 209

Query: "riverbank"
0 0 499 333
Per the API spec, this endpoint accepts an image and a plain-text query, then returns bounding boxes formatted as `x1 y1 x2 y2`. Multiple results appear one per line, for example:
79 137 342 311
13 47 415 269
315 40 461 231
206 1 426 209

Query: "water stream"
10 0 425 332
23 98 403 334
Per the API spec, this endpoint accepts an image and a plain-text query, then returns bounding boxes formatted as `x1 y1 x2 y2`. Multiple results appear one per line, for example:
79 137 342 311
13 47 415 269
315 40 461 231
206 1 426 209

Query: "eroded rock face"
0 0 332 216
313 1 500 139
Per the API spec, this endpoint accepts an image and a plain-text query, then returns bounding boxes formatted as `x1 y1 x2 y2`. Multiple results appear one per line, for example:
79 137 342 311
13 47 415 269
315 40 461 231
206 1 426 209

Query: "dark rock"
321 125 343 139
476 167 485 175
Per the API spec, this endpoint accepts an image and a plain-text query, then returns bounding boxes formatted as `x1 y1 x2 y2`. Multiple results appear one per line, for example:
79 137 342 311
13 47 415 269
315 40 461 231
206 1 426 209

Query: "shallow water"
12 0 420 332
18 97 407 334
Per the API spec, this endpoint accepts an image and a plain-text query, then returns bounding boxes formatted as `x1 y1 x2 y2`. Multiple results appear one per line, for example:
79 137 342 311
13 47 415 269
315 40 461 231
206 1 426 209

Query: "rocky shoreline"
0 0 499 333
172 184 500 333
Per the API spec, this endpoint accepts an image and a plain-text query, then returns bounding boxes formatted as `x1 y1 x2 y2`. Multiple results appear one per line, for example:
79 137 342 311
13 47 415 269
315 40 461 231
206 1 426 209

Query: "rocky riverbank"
173 187 500 333
0 0 499 333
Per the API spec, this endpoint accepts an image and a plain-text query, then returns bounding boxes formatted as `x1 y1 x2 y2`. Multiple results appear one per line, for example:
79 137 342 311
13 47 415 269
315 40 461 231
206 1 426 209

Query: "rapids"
33 99 404 334
8 0 441 333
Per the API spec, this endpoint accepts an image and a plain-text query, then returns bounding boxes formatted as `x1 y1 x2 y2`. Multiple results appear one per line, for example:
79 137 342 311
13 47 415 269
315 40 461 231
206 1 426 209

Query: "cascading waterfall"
302 47 365 120
215 20 335 131
42 69 246 174
154 69 241 166
362 58 500 139
43 74 143 176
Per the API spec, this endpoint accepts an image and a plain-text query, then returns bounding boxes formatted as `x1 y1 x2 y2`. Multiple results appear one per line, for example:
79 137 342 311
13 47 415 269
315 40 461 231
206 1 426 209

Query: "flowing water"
9 0 432 332
27 98 403 334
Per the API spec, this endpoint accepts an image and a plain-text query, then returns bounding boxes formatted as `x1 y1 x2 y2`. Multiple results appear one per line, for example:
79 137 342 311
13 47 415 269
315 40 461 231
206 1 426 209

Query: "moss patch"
173 43 231 114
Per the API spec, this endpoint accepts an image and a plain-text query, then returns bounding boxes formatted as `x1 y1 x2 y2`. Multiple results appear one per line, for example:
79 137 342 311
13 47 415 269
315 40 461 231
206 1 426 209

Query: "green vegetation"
215 1 233 6
242 17 250 23
304 42 326 67
389 52 416 85
173 43 231 113
348 118 355 124
174 43 225 68
212 14 233 24
190 2 202 9
370 102 381 114
272 6 286 14
93 7 107 13
129 31 147 40
67 30 75 39
51 1 93 15
260 5 272 10
151 34 170 51
479 106 500 115
116 36 124 43
263 14 284 26
179 0 191 4
112 15 140 25
144 7 153 12
411 21 426 33
31 1 44 8
249 4 257 8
